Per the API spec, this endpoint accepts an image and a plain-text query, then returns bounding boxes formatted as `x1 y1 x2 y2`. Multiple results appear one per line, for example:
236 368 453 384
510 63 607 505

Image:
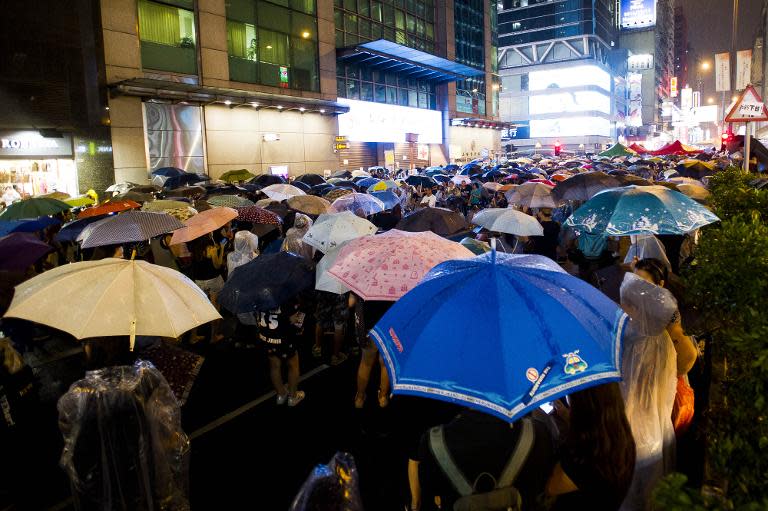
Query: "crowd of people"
0 150 720 511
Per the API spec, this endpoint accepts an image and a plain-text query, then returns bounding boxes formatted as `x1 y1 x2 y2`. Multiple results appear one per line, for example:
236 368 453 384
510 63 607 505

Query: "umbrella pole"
490 237 497 264
129 318 136 351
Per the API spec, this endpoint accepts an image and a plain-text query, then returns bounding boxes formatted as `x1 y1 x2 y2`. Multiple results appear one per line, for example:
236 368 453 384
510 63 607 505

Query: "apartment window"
337 63 435 109
226 0 319 92
138 0 197 75
334 0 434 52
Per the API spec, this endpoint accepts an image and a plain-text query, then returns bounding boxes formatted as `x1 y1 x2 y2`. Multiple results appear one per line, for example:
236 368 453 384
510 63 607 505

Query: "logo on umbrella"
563 350 588 375
390 328 404 353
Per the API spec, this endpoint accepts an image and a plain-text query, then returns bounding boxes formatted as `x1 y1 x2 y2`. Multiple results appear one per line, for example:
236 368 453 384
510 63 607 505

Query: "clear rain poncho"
623 234 671 272
227 230 259 275
619 272 678 511
57 360 190 511
281 214 314 260
289 452 363 511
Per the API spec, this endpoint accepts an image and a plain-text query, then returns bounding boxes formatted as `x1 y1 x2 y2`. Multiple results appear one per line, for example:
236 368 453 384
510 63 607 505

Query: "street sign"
724 85 768 122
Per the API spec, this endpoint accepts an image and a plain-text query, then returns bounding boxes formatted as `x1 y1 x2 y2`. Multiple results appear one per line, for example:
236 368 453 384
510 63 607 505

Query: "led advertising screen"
528 65 611 93
620 0 657 29
530 117 612 138
529 91 611 116
337 99 443 144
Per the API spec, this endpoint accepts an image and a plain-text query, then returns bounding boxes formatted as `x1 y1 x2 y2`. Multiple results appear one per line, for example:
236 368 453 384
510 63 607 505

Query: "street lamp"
701 61 711 71
707 97 715 104
534 141 541 154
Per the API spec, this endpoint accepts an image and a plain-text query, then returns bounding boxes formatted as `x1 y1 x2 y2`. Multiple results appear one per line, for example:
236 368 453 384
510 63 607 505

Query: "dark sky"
678 0 763 96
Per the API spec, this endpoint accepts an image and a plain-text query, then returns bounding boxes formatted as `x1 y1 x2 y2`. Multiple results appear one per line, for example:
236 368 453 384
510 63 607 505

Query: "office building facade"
99 0 502 183
496 0 619 152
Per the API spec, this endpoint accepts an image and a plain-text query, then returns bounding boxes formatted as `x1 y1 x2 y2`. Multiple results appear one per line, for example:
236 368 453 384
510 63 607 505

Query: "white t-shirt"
420 195 436 207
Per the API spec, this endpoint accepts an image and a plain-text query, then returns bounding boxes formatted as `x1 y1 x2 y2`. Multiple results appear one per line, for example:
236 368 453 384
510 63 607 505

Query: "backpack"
428 417 535 511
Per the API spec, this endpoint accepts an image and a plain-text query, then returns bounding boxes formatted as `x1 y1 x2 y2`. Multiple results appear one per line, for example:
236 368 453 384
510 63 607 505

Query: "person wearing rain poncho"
227 230 259 275
281 214 314 260
623 234 671 272
618 262 697 511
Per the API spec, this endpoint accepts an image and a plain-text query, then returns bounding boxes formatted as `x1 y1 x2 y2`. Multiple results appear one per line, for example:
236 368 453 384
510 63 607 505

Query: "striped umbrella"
235 205 282 224
79 211 184 249
207 195 255 208
77 200 141 219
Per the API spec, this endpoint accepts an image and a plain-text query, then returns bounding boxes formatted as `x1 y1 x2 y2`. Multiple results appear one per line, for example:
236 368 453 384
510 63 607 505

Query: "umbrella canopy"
432 174 452 184
565 185 720 235
614 174 652 186
295 173 327 186
483 182 503 192
0 233 52 271
327 229 473 301
151 167 186 178
166 185 206 198
250 174 286 187
315 244 352 294
330 193 385 216
218 252 315 313
207 194 255 208
155 172 208 190
356 177 381 189
55 215 108 242
64 196 96 208
79 211 185 249
460 237 491 255
78 200 141 219
310 183 335 196
287 195 332 216
235 205 282 224
39 191 71 200
452 175 472 186
142 199 190 212
164 207 197 222
676 183 711 201
368 180 399 192
116 191 155 203
471 208 543 236
505 182 557 208
303 210 377 253
0 216 60 236
351 169 370 178
598 143 637 158
331 170 352 179
0 197 71 220
106 182 139 194
261 184 306 201
650 140 702 156
551 172 621 203
675 159 717 179
219 169 256 183
628 143 649 154
369 190 400 210
291 181 312 193
668 177 704 186
169 207 238 245
5 259 220 348
395 207 468 236
405 175 437 188
370 252 628 422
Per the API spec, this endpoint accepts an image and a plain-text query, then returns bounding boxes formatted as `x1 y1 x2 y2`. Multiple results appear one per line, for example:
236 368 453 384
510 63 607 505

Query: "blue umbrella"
356 177 381 189
218 252 315 313
55 215 110 242
565 185 720 235
369 190 400 210
0 217 60 236
151 167 186 177
370 252 627 422
432 174 452 184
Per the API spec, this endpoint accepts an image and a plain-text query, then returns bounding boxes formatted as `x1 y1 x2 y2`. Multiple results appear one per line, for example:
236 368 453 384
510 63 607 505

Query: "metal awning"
337 39 485 82
109 78 350 114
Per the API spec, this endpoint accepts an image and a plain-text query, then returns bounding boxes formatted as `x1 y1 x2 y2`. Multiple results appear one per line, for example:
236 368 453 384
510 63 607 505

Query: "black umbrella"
614 174 652 186
395 208 468 236
55 215 109 242
291 181 312 193
551 172 621 202
251 174 286 186
332 180 358 189
218 252 315 313
675 161 716 180
404 175 437 188
295 174 327 186
310 183 335 196
162 173 209 189
331 170 352 179
165 186 206 198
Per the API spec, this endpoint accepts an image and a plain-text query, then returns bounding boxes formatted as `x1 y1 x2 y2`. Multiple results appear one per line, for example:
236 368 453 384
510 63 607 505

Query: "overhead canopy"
651 140 703 156
599 143 637 158
337 39 485 83
628 143 649 154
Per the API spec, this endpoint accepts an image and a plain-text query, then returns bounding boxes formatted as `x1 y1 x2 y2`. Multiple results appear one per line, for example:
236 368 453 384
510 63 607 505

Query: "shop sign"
501 122 530 140
627 54 653 71
0 131 73 157
417 144 429 160
620 0 656 29
279 66 289 88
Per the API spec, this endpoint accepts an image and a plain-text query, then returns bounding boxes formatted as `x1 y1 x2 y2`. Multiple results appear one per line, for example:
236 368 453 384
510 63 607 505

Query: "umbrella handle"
129 318 136 352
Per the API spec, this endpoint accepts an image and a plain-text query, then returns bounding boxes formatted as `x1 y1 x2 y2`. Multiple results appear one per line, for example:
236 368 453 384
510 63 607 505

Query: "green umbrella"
598 143 637 158
219 169 256 183
565 185 719 236
0 198 71 220
207 195 255 208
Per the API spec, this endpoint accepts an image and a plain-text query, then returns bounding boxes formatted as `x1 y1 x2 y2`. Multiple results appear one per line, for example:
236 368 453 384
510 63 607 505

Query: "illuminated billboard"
528 65 611 93
337 99 442 144
530 117 612 138
620 0 657 29
529 91 611 116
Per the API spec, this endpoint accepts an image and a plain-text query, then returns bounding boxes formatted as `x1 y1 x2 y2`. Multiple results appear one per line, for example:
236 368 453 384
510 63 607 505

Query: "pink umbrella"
327 229 474 301
169 207 238 245
528 178 556 187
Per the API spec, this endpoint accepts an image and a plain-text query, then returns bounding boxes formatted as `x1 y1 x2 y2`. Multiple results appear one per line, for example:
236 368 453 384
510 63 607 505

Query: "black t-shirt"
530 220 561 261
417 410 556 511
551 447 633 511
257 305 300 343
354 299 393 343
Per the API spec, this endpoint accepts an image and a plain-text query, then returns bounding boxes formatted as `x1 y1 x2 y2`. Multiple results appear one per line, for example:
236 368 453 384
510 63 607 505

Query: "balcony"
141 41 197 75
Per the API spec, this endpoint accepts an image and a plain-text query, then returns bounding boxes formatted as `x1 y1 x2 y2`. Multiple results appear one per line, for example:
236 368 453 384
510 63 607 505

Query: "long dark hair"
634 257 668 286
565 383 636 492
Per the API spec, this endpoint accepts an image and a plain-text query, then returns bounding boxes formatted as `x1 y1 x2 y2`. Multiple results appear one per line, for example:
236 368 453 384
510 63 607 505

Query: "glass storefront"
0 131 78 199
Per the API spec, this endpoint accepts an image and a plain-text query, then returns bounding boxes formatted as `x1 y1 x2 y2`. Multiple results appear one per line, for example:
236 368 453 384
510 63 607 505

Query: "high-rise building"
97 0 502 184
496 0 619 153
674 6 689 91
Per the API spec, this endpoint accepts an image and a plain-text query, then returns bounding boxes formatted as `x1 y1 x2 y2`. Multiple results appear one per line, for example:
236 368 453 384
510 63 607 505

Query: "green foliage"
657 169 768 509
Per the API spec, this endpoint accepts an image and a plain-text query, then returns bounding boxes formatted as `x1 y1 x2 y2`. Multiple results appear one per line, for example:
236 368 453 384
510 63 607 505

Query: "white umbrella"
452 175 472 185
483 182 503 192
472 208 544 236
505 182 557 208
261 184 306 201
106 182 139 194
303 211 377 253
4 258 221 349
315 244 352 294
351 169 371 178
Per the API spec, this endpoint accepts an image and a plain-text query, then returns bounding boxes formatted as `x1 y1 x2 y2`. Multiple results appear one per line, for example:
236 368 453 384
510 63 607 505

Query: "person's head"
82 336 134 371
425 188 432 195
634 257 668 287
537 207 553 220
564 382 636 488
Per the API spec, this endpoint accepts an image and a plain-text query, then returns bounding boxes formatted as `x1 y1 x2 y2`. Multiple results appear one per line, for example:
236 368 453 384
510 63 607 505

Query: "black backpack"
428 417 535 511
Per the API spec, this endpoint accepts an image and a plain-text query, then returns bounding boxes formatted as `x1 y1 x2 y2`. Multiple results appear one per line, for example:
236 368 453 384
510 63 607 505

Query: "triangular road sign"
725 84 768 122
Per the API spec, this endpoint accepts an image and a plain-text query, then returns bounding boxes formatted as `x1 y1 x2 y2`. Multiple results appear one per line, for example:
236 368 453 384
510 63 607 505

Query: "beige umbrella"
261 184 306 201
676 183 711 201
4 258 220 349
286 195 331 216
169 207 238 245
505 182 557 208
142 199 190 211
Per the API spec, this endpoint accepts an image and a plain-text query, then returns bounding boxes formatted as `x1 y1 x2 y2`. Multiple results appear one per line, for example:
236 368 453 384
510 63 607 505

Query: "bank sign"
620 0 656 29
0 131 73 157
